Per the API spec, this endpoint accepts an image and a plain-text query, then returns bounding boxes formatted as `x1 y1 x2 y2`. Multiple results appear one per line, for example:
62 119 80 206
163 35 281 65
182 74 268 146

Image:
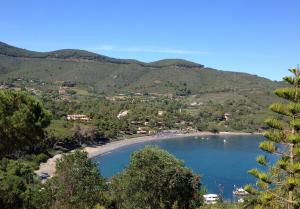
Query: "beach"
35 131 256 177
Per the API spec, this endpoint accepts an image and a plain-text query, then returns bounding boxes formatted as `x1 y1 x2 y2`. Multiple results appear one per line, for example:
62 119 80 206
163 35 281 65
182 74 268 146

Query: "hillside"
0 42 283 106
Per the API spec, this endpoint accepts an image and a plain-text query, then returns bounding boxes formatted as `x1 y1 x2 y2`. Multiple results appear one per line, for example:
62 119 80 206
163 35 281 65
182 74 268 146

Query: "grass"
47 119 74 139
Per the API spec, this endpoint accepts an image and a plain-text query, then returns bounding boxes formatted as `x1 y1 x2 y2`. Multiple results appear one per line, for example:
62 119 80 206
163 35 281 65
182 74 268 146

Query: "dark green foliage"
0 90 51 157
40 151 106 209
0 158 41 209
110 146 201 209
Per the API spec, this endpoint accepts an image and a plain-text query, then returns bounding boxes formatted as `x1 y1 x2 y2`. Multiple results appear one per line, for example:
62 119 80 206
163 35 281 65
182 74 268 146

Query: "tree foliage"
40 151 106 209
0 90 51 157
246 68 300 209
0 158 41 209
110 146 201 209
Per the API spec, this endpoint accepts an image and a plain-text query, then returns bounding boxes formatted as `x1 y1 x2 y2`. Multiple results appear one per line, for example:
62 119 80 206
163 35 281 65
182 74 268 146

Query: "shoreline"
35 131 258 177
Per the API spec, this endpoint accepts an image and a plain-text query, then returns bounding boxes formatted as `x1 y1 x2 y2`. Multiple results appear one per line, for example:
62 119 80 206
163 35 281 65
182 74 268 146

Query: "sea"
93 134 275 201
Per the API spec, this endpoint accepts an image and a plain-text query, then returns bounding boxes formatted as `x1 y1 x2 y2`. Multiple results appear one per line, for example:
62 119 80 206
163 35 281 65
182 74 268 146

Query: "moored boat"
233 186 249 196
203 194 219 204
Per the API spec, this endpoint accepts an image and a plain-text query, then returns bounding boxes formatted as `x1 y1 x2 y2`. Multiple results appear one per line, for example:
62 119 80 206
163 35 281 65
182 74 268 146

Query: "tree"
0 90 51 157
246 68 300 208
0 158 40 209
110 146 201 209
73 124 105 145
40 151 106 209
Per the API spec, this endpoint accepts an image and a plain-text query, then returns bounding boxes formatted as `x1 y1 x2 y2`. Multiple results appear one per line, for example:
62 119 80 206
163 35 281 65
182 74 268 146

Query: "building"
117 110 129 119
134 92 143 96
131 121 143 125
58 87 67 95
158 110 166 116
137 127 149 134
224 113 231 121
67 114 91 121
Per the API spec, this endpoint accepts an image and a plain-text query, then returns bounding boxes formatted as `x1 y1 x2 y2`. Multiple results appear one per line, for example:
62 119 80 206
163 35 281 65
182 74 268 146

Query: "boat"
203 194 219 204
223 139 227 143
238 198 244 203
233 187 249 196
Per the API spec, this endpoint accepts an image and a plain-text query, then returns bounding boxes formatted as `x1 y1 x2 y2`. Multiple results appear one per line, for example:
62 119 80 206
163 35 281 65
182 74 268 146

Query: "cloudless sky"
1 0 299 80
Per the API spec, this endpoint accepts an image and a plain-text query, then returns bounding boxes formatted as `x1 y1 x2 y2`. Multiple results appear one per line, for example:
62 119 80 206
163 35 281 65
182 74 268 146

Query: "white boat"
238 198 244 203
203 194 219 204
233 187 249 196
223 139 227 143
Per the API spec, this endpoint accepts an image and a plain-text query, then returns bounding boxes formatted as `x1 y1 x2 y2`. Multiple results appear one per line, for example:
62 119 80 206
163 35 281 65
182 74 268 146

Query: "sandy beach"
35 131 257 177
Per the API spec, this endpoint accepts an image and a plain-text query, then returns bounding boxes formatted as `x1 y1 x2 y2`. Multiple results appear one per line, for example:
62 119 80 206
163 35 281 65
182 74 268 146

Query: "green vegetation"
0 42 286 137
110 146 202 209
0 90 51 158
0 41 282 101
0 155 50 209
246 68 300 208
40 151 106 209
1 42 300 209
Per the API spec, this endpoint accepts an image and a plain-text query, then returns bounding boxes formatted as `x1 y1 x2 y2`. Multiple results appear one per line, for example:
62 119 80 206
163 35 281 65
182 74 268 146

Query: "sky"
1 0 299 81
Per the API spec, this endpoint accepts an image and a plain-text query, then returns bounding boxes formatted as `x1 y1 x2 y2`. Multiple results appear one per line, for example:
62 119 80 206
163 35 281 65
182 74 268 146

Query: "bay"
93 134 274 200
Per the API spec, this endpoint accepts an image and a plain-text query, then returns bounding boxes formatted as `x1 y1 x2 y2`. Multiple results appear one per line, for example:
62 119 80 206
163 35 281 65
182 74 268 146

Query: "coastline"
35 131 258 177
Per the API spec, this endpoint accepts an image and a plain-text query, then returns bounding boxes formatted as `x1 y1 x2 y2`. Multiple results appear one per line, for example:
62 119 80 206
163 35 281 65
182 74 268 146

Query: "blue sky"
1 0 299 80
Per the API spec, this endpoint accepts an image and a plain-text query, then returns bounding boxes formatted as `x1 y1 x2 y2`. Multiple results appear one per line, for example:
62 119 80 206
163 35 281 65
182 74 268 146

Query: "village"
1 77 260 145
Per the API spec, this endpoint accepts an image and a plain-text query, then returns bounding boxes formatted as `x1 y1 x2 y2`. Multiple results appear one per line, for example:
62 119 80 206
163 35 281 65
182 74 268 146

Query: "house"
157 121 165 126
190 102 203 106
180 121 186 125
58 87 66 95
67 114 91 121
117 110 129 119
185 126 196 132
223 113 231 121
158 110 166 116
149 130 157 135
131 121 143 125
134 92 143 96
26 87 39 95
137 127 149 134
0 84 8 89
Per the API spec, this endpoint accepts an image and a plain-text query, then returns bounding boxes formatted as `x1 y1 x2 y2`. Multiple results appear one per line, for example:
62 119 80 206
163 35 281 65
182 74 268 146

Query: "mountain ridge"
0 41 204 68
0 41 282 110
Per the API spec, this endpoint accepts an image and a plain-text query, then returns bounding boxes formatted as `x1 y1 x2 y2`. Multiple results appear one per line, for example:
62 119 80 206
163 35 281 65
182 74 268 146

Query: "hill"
0 41 283 106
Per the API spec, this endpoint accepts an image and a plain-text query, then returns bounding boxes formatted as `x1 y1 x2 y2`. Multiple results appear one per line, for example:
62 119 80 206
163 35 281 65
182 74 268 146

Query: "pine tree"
246 67 300 209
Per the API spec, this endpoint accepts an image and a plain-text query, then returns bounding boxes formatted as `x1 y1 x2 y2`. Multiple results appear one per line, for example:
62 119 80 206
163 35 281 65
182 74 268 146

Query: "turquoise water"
93 135 273 200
